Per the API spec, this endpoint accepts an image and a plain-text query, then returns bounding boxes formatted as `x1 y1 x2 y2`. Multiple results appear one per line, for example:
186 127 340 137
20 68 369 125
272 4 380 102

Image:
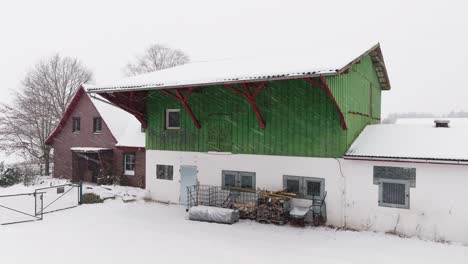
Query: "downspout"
335 158 346 228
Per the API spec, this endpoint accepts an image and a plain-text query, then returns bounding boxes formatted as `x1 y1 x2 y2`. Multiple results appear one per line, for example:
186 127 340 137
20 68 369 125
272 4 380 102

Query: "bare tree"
0 54 93 175
125 44 190 76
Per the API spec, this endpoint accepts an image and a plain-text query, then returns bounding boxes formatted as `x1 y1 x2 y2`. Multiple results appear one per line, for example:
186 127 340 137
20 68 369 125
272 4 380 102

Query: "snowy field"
0 182 467 264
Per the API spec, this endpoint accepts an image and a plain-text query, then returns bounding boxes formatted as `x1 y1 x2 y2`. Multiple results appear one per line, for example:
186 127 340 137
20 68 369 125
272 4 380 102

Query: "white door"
179 165 198 205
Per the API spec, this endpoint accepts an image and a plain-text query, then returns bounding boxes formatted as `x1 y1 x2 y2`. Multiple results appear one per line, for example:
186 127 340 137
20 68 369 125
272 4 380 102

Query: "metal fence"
0 192 44 225
0 182 81 225
187 185 258 209
34 183 81 215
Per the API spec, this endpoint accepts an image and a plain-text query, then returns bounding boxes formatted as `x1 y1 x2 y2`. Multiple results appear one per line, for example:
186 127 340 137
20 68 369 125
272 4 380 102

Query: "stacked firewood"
255 190 294 224
233 202 257 219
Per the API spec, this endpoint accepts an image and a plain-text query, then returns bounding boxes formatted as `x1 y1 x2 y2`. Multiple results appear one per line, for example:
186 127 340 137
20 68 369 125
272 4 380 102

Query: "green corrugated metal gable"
146 54 381 158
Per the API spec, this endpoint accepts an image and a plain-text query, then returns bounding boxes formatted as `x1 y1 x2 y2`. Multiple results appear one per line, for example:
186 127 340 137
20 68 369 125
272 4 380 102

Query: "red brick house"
45 87 145 188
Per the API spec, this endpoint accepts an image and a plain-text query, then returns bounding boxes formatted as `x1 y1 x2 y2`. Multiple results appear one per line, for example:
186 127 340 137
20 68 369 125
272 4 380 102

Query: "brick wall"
51 93 145 188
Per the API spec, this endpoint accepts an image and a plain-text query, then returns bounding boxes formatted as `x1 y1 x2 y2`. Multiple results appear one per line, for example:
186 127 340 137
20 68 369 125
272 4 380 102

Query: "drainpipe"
335 158 346 228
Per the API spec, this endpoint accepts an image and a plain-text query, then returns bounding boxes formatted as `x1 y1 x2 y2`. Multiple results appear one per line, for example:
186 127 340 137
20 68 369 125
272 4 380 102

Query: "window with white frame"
222 170 256 190
123 153 135 176
156 165 173 180
283 175 324 199
165 109 180 129
373 166 415 209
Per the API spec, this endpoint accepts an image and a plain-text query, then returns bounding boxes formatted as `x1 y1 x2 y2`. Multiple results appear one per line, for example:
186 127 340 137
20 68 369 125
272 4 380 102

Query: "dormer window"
93 117 102 133
72 117 80 133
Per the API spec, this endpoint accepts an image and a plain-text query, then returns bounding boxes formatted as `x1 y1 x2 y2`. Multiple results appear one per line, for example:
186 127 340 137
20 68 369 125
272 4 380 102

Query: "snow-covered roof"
396 118 468 126
90 96 145 148
345 124 468 162
85 43 390 92
70 147 112 152
45 87 145 148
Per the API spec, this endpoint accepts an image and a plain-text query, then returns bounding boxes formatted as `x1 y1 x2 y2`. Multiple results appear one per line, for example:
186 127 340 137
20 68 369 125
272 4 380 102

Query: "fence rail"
34 183 81 215
0 192 43 225
0 182 81 225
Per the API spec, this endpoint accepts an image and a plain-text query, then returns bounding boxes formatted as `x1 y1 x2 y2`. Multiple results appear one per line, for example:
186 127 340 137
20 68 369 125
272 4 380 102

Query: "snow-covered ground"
0 181 467 264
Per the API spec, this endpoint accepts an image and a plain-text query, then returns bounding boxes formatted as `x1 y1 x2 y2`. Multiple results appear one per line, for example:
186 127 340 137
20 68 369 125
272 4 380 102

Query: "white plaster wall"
342 160 468 245
146 150 345 227
145 150 468 244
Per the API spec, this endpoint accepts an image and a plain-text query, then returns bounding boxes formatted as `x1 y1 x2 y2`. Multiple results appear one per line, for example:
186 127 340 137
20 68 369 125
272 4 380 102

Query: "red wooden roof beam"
160 88 201 129
224 82 267 129
304 77 347 130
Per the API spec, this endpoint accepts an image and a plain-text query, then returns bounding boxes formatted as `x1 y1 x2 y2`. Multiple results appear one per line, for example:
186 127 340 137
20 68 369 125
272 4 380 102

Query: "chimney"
434 119 450 128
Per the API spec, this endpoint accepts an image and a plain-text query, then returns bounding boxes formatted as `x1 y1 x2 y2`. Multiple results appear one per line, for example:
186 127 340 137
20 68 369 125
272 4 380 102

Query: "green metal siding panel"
147 54 382 157
326 54 382 149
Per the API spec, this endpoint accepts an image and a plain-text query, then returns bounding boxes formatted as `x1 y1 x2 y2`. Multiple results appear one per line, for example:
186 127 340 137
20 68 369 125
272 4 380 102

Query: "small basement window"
72 117 81 133
222 170 256 190
157 165 174 180
379 179 410 209
283 175 325 199
124 153 136 176
166 109 180 129
93 117 102 133
373 166 415 209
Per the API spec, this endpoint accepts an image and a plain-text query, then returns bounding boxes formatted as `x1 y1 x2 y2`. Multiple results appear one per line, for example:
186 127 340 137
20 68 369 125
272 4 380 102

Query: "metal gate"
0 192 44 225
34 183 81 215
0 183 82 225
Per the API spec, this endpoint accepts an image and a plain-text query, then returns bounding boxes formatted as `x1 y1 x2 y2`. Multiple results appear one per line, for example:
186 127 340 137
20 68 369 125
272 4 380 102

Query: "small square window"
166 109 180 129
93 117 102 133
72 117 80 133
240 174 254 189
221 170 256 190
286 179 300 193
224 173 236 187
157 165 173 180
283 175 324 200
379 179 410 209
306 181 321 197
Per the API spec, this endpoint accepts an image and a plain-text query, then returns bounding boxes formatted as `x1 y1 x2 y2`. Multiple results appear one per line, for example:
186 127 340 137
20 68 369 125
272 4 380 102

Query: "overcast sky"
0 0 467 118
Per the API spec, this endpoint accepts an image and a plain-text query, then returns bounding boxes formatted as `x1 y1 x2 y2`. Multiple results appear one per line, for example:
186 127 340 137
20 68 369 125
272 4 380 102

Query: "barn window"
283 175 325 199
156 165 173 180
373 166 415 209
222 170 256 190
123 153 136 176
165 109 180 129
72 117 80 133
93 117 102 133
379 179 410 209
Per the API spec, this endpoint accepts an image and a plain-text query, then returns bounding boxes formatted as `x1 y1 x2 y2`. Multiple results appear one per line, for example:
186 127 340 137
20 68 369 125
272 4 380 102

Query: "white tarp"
188 206 239 224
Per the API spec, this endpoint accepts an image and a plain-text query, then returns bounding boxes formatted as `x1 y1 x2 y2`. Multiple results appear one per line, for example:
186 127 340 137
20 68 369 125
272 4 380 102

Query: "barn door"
207 114 232 152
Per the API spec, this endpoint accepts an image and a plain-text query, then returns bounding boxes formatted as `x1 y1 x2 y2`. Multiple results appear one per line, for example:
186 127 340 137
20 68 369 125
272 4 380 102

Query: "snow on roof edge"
345 124 468 162
89 95 145 148
85 43 390 93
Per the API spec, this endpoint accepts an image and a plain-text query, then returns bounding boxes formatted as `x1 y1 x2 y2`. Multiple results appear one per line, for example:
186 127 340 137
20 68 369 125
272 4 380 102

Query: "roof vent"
434 119 450 128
